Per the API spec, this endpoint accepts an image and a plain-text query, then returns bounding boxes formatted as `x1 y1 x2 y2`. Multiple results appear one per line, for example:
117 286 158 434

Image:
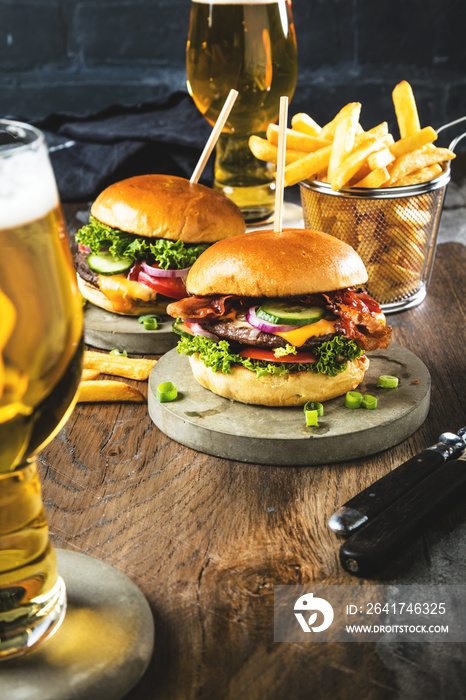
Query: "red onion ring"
246 306 296 333
141 261 191 278
185 321 219 342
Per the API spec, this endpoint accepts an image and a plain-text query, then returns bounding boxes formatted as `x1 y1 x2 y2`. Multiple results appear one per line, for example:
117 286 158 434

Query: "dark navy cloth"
35 91 213 202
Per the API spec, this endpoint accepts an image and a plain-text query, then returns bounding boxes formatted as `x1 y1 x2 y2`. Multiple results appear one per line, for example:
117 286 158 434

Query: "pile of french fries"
249 81 454 189
79 351 157 403
249 81 455 303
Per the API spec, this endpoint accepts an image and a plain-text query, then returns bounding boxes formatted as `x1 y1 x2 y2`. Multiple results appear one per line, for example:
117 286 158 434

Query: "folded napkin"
36 91 213 202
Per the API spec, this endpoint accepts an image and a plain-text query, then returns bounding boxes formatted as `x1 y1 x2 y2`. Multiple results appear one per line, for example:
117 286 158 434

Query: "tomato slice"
137 271 187 300
238 347 316 363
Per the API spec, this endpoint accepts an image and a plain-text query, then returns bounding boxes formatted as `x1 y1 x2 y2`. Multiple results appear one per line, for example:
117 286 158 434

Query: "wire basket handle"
436 115 466 151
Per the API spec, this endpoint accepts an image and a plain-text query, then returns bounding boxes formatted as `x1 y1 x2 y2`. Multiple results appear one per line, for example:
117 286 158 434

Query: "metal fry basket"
300 168 450 313
299 122 466 313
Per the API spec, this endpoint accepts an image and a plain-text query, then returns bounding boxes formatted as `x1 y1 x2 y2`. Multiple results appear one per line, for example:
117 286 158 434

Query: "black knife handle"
340 455 466 577
345 448 444 515
329 432 465 534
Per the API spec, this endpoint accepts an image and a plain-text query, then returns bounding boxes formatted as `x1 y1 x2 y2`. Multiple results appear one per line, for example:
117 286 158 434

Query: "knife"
339 446 466 577
328 427 466 535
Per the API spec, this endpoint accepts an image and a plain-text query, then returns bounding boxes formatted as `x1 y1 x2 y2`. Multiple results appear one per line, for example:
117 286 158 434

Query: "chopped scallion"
304 401 324 416
377 375 399 388
305 409 319 427
156 381 178 403
345 391 363 409
109 348 127 357
138 314 161 331
362 394 377 410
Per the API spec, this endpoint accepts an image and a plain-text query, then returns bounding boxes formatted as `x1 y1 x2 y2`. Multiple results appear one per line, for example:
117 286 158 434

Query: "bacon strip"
322 291 391 351
167 295 240 321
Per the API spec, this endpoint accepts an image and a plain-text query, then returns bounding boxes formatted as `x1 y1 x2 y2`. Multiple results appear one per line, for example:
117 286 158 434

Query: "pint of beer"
187 0 298 223
0 120 83 658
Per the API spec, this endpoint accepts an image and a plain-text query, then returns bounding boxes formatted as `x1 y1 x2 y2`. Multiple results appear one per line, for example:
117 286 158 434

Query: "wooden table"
40 230 466 700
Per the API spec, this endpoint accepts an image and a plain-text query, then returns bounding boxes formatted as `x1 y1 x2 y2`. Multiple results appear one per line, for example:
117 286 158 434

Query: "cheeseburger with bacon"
167 228 391 406
75 174 245 315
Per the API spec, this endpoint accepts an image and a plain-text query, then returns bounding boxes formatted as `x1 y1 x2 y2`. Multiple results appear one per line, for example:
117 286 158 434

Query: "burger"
167 228 392 406
74 174 246 315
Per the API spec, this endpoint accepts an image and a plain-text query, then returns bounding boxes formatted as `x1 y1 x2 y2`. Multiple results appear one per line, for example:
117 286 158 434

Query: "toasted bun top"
186 228 368 296
90 174 246 243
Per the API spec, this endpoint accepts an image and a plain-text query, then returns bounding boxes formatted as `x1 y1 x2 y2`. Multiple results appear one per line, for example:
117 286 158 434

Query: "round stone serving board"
148 343 431 466
84 303 177 354
0 550 154 700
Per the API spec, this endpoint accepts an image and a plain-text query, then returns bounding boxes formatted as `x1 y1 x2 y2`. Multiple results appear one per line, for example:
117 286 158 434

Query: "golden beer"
187 0 298 222
0 121 83 658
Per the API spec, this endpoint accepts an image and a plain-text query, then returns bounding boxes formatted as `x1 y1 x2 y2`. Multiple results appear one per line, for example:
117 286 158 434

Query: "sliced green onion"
345 391 363 409
156 381 177 403
138 314 161 331
305 409 319 427
304 401 324 416
362 394 377 410
377 375 399 388
109 348 127 357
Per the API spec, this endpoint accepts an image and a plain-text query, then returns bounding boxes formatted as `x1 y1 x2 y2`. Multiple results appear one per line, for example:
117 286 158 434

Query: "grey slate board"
84 303 177 354
0 550 154 700
148 343 430 466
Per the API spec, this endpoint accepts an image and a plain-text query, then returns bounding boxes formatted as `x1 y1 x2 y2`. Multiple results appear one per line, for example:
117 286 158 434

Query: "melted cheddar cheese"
275 319 336 347
98 274 157 313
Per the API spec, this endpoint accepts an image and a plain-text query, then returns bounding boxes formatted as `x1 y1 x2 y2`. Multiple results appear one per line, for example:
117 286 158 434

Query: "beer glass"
0 120 83 658
187 0 298 223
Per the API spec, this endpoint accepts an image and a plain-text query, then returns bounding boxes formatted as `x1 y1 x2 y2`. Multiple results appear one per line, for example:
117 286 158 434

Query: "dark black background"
1 0 465 198
1 0 465 129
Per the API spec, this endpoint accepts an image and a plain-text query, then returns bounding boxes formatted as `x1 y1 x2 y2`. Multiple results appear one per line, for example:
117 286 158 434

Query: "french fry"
328 103 361 180
389 126 437 159
390 163 443 187
283 144 333 187
329 135 393 191
367 147 395 170
320 102 362 140
83 351 156 381
357 122 389 141
82 368 100 381
392 80 421 138
354 167 390 188
266 124 331 152
388 146 455 184
78 380 145 403
291 112 322 136
249 135 308 164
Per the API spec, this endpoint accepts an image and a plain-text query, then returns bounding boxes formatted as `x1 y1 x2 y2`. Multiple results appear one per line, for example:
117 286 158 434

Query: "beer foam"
0 144 59 229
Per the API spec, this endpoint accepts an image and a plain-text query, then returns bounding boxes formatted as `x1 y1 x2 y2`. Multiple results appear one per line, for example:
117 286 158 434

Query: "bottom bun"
189 354 369 406
77 276 168 316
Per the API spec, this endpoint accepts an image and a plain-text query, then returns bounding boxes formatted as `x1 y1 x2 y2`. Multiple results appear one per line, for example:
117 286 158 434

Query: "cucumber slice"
256 301 326 326
87 252 132 275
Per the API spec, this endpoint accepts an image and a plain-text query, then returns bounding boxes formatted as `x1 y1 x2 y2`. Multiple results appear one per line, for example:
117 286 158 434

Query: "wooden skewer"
190 89 239 185
274 96 289 233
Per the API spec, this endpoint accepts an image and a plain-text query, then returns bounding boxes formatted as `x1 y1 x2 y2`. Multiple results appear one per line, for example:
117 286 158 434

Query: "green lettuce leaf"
75 216 210 270
176 332 363 378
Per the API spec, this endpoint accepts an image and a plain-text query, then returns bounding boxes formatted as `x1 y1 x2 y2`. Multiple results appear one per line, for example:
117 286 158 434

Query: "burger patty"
74 249 99 287
204 319 336 350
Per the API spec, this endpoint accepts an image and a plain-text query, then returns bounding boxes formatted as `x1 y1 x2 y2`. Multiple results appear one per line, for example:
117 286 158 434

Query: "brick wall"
1 0 465 141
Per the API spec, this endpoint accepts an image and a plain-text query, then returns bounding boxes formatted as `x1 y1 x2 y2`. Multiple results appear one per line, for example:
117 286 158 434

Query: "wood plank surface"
39 238 466 700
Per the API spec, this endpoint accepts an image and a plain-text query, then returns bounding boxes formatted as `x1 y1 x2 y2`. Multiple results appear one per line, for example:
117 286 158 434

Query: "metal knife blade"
340 446 466 577
328 428 466 535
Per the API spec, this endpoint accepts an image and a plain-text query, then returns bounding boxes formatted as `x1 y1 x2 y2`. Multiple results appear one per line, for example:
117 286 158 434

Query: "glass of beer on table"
186 0 298 224
0 120 83 658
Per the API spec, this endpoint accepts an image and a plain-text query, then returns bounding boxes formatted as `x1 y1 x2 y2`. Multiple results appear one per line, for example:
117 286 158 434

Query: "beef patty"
204 319 336 350
74 249 99 286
